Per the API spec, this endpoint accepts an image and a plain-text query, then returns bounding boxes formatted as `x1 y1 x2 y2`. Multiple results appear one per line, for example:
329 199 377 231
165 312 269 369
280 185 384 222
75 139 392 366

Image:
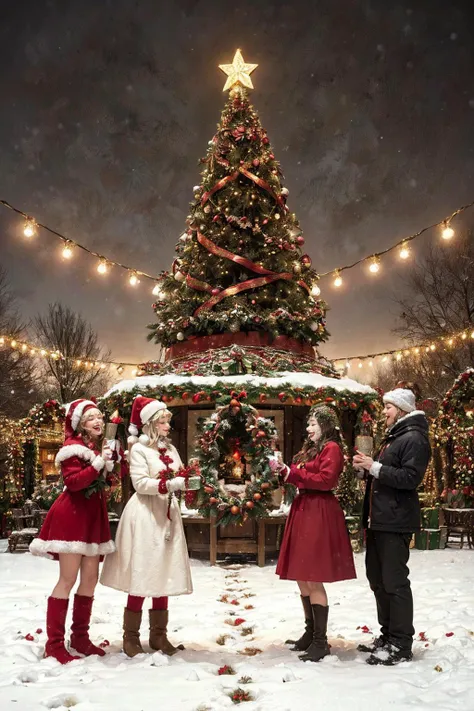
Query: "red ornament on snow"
181 392 189 401
278 392 287 402
192 393 201 404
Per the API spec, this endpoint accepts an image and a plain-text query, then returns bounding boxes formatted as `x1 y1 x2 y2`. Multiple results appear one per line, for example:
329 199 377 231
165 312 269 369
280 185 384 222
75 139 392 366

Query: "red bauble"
261 482 271 490
301 254 312 267
231 505 240 515
209 496 218 504
256 430 266 438
296 236 305 245
253 492 262 501
204 485 214 494
269 153 275 159
252 159 260 167
192 393 201 404
263 137 269 144
294 396 303 404
181 392 189 401
259 393 267 403
230 398 240 409
278 392 287 402
245 501 255 509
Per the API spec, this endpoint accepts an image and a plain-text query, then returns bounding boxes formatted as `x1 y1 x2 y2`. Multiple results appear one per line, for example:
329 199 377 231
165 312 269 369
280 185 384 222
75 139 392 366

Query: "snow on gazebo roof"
104 371 375 398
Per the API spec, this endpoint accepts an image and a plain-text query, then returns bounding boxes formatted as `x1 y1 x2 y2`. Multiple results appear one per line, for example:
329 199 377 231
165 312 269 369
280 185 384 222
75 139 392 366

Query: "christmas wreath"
194 392 282 525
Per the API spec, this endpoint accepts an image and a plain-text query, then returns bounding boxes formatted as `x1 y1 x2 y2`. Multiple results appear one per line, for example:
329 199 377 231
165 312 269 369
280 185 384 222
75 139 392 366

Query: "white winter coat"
100 440 193 597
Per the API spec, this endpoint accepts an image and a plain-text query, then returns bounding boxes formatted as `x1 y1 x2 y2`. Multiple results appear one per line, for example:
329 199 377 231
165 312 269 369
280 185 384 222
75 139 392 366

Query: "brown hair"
293 406 343 464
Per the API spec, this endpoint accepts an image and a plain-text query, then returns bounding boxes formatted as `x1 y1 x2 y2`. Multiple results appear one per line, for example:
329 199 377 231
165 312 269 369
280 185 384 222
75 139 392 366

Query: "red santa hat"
128 396 169 445
64 398 98 439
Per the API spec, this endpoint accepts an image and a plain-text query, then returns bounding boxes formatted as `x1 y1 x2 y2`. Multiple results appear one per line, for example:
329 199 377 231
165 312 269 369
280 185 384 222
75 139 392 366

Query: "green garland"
193 393 282 526
435 368 474 490
101 381 379 429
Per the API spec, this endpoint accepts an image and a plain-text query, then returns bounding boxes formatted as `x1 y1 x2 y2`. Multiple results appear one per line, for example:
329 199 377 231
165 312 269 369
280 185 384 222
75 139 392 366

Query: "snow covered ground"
1 541 473 711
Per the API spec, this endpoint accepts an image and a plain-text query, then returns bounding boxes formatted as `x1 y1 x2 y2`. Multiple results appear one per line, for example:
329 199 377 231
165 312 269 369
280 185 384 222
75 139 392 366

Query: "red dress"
30 436 115 560
276 441 356 583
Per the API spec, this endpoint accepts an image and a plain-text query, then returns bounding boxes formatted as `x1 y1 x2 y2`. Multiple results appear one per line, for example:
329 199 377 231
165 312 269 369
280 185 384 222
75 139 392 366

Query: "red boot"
70 594 106 657
45 597 80 664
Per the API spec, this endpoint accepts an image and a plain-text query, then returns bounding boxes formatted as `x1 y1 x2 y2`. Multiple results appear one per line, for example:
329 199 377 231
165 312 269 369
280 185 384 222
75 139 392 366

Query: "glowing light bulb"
23 218 37 238
62 241 74 259
333 271 343 287
128 271 139 286
369 256 380 274
311 283 321 297
441 222 454 240
399 242 410 259
97 259 108 275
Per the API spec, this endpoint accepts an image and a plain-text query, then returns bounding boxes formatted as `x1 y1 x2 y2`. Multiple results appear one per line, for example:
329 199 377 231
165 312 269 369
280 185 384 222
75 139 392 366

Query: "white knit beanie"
383 388 416 413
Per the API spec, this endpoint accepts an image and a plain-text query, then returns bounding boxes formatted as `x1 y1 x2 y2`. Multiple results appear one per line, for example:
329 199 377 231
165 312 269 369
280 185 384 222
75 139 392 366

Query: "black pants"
365 530 414 652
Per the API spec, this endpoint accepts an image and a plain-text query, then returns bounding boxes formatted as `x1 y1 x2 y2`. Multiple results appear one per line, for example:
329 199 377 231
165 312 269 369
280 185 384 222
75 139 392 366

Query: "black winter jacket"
362 412 431 533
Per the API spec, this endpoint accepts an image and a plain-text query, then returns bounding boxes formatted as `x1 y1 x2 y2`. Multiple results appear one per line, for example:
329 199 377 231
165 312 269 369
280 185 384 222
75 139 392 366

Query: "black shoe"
366 644 413 666
357 635 388 654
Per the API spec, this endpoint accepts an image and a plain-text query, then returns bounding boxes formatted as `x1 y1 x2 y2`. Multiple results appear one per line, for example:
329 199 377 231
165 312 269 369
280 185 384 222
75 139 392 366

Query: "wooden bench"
8 502 45 553
182 514 287 567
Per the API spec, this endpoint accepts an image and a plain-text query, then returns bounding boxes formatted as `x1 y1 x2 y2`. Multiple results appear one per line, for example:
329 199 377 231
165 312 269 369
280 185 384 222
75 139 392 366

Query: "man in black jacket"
353 387 431 666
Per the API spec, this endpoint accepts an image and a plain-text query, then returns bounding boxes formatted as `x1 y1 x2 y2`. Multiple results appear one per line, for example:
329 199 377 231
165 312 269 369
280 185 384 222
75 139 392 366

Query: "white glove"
105 459 115 472
166 476 186 493
92 455 105 471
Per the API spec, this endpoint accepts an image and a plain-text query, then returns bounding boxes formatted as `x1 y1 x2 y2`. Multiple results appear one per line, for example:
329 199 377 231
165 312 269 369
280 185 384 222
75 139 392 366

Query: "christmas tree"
148 50 328 351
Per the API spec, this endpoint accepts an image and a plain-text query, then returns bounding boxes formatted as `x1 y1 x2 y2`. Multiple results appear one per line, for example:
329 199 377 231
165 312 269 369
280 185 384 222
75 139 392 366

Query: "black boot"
366 643 413 666
285 596 313 652
357 635 388 654
299 604 330 663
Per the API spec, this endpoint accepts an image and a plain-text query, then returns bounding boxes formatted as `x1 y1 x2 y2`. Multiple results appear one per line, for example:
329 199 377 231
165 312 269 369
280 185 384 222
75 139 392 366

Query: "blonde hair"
142 410 172 448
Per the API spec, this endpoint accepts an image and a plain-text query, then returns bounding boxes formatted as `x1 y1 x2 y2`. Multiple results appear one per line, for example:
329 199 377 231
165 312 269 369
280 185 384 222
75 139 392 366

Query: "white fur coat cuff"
92 455 105 471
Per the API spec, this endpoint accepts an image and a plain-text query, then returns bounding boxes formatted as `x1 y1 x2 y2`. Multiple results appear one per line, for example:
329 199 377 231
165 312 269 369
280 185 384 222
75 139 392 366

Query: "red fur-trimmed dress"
30 435 115 560
276 441 356 583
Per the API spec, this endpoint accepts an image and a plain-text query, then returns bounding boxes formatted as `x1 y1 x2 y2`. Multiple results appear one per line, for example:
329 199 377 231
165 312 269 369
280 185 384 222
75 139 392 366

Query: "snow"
104 372 375 398
1 541 474 711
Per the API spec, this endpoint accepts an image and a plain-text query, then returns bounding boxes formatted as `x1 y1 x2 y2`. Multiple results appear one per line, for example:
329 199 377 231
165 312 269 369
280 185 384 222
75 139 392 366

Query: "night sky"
1 0 473 373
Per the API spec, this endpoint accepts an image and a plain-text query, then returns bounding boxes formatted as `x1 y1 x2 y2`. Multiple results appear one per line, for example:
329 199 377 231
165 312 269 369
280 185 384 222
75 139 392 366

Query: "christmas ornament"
219 49 258 92
177 332 185 341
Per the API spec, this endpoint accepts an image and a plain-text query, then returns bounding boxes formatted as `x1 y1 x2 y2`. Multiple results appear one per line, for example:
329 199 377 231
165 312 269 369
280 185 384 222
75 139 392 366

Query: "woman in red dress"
276 405 356 662
30 399 116 664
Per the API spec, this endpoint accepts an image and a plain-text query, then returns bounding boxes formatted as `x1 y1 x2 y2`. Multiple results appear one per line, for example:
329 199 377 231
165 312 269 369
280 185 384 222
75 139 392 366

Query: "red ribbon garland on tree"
192 232 310 314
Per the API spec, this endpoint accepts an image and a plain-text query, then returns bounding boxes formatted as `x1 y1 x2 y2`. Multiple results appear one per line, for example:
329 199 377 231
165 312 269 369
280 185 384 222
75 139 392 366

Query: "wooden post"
210 515 217 565
257 518 265 567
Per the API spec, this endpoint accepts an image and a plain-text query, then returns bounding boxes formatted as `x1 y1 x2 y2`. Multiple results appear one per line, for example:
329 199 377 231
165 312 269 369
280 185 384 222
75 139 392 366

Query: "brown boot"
299 604 330 663
122 608 144 658
149 609 184 656
285 595 313 651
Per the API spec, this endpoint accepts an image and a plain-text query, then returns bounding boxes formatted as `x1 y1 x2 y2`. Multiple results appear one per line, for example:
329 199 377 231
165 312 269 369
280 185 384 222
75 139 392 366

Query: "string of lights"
0 334 141 377
1 197 473 293
332 326 474 370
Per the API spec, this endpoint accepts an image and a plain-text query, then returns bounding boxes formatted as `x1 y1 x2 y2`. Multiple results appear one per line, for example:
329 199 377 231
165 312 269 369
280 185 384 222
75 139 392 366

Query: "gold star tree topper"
219 49 258 92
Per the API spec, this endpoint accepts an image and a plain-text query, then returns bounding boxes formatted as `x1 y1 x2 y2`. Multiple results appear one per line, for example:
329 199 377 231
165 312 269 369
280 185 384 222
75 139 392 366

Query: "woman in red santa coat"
276 405 356 662
100 396 193 658
30 399 116 664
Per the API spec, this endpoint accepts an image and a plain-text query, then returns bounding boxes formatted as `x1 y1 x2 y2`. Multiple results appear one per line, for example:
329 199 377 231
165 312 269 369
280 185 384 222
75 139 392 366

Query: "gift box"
414 528 441 550
421 507 440 529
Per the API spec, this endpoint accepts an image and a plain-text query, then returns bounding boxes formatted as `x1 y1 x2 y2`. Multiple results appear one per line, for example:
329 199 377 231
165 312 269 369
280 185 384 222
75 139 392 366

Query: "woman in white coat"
100 396 192 657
